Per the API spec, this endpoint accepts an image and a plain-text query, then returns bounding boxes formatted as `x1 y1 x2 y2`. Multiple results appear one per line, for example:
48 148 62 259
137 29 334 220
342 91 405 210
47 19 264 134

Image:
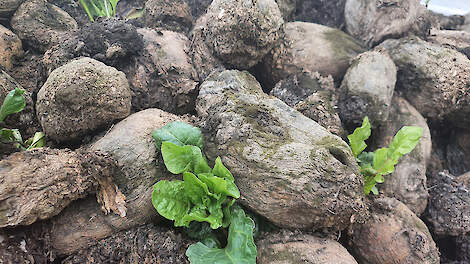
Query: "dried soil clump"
62 224 192 264
294 0 346 29
43 18 143 74
425 171 470 236
123 29 198 114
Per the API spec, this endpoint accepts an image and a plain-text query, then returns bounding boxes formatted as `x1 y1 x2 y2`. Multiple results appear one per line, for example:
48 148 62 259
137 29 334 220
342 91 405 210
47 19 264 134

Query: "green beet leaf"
357 151 374 167
347 116 371 157
372 147 393 175
222 199 236 228
152 180 190 227
212 157 240 199
108 0 119 15
363 176 377 195
79 0 95 21
153 121 203 150
193 155 212 175
0 128 22 143
153 172 235 229
0 88 26 122
182 198 225 229
372 127 422 177
79 0 120 21
200 235 221 249
370 186 379 195
213 157 234 181
198 173 239 199
161 142 207 174
25 132 45 150
186 206 257 264
364 127 423 195
387 126 423 159
180 202 223 229
185 221 222 248
183 172 211 205
152 121 243 230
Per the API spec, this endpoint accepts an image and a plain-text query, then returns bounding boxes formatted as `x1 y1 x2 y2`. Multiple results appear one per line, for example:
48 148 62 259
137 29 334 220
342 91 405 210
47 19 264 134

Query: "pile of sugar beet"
1 0 470 263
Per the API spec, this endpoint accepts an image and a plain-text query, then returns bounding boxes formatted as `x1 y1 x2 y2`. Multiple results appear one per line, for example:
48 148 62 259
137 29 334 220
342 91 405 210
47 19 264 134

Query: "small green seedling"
152 121 257 264
79 0 120 22
348 117 423 195
0 87 25 122
0 88 45 150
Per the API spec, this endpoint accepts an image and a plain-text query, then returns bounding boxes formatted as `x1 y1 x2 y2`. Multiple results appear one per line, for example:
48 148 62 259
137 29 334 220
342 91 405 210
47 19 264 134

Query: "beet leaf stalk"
79 0 120 22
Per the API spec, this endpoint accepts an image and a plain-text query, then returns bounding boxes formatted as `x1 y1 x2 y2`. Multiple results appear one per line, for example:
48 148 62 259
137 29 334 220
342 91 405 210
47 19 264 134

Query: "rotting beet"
46 109 184 255
123 28 199 114
0 148 124 228
197 70 366 231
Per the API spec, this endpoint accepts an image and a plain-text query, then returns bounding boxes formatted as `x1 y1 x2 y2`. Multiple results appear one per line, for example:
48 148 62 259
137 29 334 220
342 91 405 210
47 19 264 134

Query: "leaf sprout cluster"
348 117 423 195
